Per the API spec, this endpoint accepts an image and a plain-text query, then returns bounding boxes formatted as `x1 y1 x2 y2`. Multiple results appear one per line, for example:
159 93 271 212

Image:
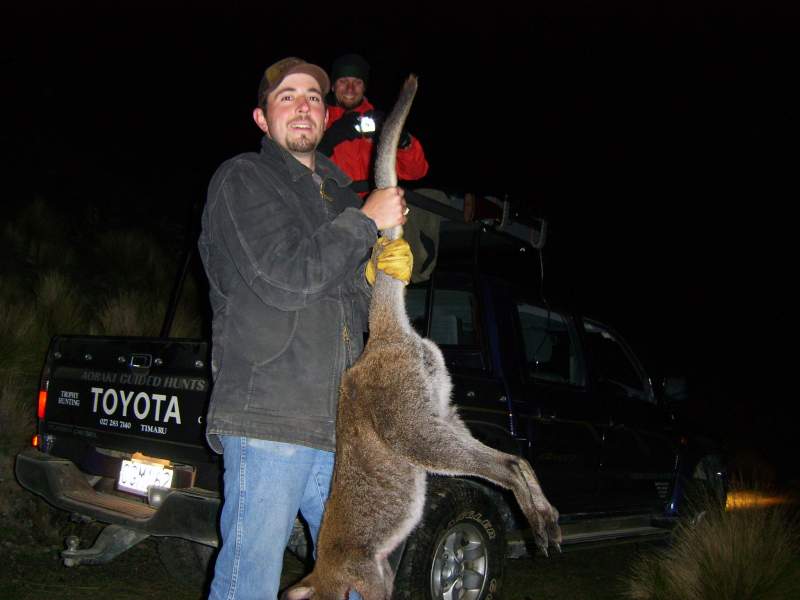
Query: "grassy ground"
506 543 656 600
4 509 800 600
0 534 653 600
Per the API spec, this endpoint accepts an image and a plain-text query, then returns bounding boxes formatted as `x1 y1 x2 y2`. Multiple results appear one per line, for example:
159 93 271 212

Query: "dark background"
3 3 796 479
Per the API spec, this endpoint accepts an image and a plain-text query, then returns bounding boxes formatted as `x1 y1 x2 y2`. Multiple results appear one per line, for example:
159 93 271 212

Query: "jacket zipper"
343 323 351 361
319 179 333 203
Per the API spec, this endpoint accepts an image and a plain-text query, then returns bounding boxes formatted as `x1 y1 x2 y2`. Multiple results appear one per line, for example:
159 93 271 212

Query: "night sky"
4 4 797 478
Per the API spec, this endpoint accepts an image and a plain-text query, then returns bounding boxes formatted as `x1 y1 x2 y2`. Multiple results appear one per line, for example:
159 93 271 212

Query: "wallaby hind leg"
507 453 562 551
379 413 560 553
421 338 560 551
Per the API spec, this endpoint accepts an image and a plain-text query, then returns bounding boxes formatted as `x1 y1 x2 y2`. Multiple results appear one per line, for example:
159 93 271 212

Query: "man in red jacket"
318 53 429 196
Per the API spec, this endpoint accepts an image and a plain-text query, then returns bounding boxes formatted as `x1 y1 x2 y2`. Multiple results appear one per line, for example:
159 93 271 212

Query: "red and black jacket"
320 98 428 196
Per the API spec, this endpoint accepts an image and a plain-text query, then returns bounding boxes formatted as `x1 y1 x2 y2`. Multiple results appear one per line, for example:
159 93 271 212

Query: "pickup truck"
15 189 726 599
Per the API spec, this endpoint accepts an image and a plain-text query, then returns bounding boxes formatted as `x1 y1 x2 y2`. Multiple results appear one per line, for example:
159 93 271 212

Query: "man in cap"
318 53 429 196
199 57 413 600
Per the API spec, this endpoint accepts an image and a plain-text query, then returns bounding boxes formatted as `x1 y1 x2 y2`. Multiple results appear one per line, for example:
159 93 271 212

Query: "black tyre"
395 478 506 600
287 516 310 563
680 454 728 522
157 537 215 589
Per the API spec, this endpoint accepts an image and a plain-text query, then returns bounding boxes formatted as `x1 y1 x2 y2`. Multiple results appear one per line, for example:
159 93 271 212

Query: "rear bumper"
15 449 220 546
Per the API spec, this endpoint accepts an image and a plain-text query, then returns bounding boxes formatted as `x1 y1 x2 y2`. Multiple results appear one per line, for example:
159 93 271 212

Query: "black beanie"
331 53 370 85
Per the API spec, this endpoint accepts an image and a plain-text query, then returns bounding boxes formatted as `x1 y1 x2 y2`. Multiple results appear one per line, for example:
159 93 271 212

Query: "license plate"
118 457 174 496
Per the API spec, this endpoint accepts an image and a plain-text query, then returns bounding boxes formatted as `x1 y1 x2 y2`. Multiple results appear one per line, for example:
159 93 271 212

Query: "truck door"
581 319 678 511
501 287 605 514
407 270 515 458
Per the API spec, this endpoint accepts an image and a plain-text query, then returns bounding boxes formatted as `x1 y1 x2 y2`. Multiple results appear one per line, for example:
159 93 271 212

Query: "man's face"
333 77 366 110
260 73 327 155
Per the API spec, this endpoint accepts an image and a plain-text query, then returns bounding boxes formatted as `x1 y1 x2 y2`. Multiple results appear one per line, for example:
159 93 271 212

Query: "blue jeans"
208 436 335 600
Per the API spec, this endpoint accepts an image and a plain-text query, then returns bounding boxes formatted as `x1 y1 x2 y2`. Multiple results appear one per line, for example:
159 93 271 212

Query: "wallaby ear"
283 585 314 600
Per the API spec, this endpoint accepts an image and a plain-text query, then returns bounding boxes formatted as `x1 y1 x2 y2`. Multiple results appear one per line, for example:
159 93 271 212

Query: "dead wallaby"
285 75 561 600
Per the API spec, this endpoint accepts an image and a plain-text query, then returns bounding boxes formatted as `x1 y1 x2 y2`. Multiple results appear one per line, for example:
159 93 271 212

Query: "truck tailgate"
42 336 210 450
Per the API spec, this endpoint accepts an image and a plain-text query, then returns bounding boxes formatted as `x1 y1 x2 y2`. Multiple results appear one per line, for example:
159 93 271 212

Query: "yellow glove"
365 237 413 285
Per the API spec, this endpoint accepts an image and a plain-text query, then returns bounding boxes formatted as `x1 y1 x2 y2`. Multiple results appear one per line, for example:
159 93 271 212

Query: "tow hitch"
62 524 149 566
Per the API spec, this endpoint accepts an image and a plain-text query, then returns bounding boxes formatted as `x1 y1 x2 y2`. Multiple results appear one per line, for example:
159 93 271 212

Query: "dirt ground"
0 531 653 600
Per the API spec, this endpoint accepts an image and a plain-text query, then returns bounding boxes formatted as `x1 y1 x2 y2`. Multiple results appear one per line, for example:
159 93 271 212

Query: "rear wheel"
157 537 215 588
287 516 310 562
682 454 728 522
395 479 505 600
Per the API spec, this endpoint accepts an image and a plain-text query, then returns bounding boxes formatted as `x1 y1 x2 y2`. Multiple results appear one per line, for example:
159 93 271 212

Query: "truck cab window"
516 303 584 386
430 289 477 346
583 320 653 403
429 273 484 371
405 284 429 336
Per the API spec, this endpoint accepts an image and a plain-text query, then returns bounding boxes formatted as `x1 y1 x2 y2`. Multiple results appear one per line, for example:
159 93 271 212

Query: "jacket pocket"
230 287 298 367
244 299 341 419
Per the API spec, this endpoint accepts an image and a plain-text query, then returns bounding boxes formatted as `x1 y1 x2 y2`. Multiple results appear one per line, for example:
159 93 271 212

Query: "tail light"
33 368 54 451
34 383 51 450
37 389 47 420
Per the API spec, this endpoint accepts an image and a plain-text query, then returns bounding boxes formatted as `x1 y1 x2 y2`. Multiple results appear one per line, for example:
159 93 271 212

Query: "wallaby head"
283 584 348 600
282 550 394 600
282 577 351 600
283 584 314 600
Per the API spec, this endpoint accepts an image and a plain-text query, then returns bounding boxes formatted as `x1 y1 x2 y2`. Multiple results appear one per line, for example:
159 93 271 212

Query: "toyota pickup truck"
15 189 726 600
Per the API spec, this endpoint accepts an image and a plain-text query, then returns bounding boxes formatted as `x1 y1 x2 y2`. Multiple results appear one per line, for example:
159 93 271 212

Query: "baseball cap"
257 57 330 106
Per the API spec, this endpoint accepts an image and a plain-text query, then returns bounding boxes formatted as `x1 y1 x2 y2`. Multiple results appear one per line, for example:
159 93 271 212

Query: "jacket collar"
315 152 352 187
259 136 351 187
327 97 374 120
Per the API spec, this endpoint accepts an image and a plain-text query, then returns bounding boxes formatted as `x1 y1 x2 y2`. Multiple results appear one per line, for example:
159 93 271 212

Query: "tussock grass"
0 294 41 449
3 196 74 271
93 229 174 293
0 271 85 397
0 295 38 372
94 278 202 339
625 486 800 600
0 375 34 449
35 271 86 335
95 290 164 336
168 275 204 339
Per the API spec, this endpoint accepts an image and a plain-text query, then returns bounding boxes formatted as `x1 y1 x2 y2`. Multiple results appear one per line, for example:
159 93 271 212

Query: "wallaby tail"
374 74 418 241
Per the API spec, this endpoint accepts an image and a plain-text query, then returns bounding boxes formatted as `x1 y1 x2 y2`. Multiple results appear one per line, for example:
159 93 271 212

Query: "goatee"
287 136 317 153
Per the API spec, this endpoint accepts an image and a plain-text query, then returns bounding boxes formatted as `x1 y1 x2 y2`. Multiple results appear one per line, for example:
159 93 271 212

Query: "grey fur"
285 76 561 600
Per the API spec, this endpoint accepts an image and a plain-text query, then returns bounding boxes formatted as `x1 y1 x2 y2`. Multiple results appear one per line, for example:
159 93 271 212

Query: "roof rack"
404 188 547 249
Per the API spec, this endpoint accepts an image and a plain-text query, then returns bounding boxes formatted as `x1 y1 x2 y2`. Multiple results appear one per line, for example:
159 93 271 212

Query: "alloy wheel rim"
429 522 489 600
